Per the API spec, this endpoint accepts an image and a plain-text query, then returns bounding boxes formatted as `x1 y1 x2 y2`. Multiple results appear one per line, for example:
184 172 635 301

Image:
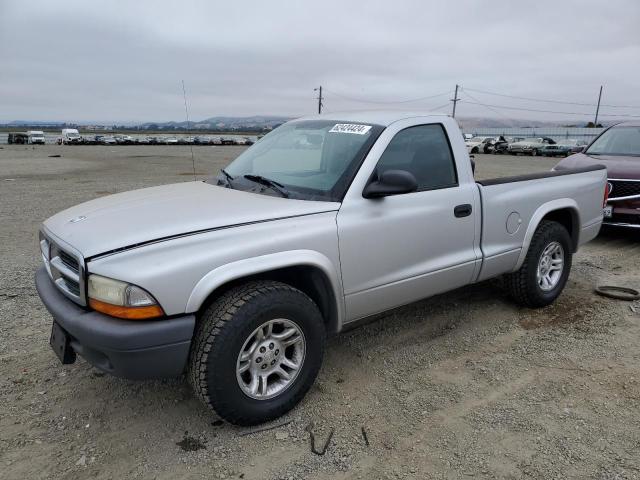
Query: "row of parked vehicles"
7 131 46 145
58 130 255 146
70 134 254 146
8 128 255 146
465 135 589 157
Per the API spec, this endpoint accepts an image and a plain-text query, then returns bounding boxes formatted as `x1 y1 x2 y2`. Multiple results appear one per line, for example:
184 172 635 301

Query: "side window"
375 124 457 191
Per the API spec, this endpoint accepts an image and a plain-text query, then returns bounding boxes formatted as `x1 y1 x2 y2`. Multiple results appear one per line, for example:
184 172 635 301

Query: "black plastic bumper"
35 266 195 379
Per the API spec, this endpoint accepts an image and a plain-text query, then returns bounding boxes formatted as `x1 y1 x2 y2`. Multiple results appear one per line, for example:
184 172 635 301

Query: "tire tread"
188 280 323 425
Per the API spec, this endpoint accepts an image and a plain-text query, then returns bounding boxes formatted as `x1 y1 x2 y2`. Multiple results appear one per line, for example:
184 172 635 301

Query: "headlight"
88 274 164 320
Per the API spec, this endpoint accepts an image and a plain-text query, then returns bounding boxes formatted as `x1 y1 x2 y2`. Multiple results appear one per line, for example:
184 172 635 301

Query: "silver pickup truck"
36 112 607 425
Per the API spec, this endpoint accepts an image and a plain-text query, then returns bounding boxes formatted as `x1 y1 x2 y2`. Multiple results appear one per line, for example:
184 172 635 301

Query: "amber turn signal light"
89 298 164 320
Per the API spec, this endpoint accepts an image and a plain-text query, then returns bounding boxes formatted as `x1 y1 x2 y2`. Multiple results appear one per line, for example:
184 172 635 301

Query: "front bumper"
35 266 195 379
604 202 640 229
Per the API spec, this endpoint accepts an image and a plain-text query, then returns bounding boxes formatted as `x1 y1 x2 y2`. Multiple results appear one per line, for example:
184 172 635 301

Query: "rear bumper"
35 266 195 379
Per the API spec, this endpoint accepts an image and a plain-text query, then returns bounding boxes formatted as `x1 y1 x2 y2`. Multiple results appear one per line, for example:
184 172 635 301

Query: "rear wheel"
531 149 538 156
189 281 325 426
503 220 572 308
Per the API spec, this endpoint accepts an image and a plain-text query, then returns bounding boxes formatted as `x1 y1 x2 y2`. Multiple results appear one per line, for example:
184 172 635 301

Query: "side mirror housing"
362 169 418 199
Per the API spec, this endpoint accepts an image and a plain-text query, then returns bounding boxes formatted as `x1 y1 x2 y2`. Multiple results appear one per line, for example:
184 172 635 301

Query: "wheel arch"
186 250 345 334
513 200 580 271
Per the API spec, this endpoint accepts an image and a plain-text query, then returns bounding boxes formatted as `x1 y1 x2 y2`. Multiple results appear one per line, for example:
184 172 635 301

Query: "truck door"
337 123 479 322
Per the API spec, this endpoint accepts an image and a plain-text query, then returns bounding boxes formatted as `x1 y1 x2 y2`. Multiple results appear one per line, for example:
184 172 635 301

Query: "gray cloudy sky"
1 0 639 123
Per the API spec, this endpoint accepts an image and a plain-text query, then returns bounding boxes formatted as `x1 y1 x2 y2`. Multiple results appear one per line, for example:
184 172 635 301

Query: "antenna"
182 80 196 181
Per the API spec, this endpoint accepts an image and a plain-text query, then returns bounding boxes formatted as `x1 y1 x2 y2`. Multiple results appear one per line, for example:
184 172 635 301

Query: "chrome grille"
40 231 86 306
609 179 640 201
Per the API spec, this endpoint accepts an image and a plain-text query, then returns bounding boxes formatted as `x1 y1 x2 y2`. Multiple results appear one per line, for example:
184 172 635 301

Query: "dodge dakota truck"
36 111 608 425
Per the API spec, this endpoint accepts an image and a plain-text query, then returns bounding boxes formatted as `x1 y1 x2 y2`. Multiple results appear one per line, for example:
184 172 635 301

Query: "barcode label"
329 124 372 135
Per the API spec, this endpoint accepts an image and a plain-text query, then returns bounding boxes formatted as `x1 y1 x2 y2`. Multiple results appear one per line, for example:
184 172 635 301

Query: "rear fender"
513 199 579 271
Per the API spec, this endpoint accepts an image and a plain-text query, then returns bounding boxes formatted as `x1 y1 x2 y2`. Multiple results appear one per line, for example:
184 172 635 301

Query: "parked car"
540 139 589 157
35 111 607 425
165 137 179 145
27 130 46 144
194 136 210 145
554 121 640 229
136 136 150 145
61 128 83 145
100 136 117 145
491 136 512 154
8 132 29 144
508 137 556 156
114 135 134 145
465 136 494 154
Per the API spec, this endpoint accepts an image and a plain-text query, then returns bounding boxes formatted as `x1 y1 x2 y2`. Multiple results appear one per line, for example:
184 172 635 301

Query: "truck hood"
554 153 640 179
43 182 340 258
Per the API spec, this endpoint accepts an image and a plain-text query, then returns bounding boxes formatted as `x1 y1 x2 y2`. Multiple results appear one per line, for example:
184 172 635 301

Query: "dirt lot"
1 145 639 479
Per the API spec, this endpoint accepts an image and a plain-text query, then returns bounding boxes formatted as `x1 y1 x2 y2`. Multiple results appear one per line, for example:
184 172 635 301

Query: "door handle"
454 204 472 218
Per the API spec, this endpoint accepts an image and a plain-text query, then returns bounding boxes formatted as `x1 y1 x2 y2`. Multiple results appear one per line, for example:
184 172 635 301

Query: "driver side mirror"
363 169 418 199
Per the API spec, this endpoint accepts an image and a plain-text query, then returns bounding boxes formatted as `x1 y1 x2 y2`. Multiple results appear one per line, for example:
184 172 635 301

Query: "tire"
471 147 478 154
189 280 325 426
531 149 538 156
503 220 572 308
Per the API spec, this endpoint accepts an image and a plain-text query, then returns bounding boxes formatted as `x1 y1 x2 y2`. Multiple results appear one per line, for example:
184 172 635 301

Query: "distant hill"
139 116 292 131
455 116 591 129
1 115 610 131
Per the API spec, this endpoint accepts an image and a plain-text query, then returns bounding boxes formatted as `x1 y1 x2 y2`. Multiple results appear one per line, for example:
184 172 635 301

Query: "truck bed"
474 164 607 282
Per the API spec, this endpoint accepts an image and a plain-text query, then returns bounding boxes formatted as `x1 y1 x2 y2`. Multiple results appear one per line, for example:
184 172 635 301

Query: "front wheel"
189 281 325 426
503 220 572 308
531 149 538 156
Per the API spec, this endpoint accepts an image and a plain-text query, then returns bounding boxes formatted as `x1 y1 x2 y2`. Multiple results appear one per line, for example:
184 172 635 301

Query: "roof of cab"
293 110 449 127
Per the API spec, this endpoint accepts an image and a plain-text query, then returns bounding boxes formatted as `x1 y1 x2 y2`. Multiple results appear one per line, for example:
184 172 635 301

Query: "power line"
460 90 518 127
323 89 451 105
460 100 640 118
463 86 640 109
431 102 453 111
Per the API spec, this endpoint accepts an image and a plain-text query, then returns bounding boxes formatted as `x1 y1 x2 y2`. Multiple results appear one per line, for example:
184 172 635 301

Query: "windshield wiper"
217 168 235 188
243 174 290 198
221 168 234 182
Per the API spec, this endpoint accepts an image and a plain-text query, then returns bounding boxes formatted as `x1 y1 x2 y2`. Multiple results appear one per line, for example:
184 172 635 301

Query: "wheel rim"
236 318 306 400
536 241 564 291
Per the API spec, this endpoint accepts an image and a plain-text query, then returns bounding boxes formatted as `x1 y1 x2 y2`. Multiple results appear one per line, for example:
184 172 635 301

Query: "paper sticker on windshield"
329 124 372 135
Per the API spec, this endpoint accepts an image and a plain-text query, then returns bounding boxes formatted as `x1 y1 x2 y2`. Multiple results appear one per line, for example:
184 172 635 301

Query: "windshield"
586 126 640 156
212 120 384 201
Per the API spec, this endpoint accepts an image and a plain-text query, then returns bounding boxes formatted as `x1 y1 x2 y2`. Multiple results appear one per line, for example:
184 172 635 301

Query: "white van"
61 129 82 145
27 131 46 144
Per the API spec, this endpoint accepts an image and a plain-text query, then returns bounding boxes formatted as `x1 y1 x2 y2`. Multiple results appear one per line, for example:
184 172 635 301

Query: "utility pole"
594 85 603 127
451 84 460 118
314 86 323 114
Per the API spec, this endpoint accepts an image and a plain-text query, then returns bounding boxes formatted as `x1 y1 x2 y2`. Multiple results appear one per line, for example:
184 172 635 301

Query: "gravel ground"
1 145 639 479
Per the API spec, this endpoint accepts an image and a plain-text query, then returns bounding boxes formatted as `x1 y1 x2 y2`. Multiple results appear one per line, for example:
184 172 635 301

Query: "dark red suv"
554 122 640 229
